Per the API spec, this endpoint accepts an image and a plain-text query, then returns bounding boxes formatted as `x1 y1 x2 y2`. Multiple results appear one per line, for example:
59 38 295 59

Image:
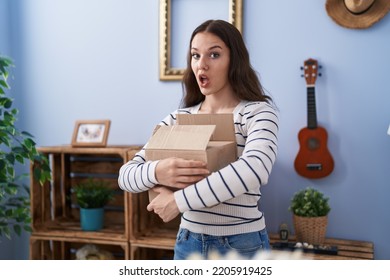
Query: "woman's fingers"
147 187 180 222
155 157 210 188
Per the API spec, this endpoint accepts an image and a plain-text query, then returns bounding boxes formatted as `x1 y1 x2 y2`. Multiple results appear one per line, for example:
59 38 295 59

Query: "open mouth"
199 74 209 87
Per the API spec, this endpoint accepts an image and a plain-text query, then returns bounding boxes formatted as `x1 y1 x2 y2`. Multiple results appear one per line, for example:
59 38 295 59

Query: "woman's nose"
198 57 209 70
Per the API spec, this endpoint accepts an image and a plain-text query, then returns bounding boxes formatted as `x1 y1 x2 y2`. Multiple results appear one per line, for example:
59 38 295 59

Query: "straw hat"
326 0 390 29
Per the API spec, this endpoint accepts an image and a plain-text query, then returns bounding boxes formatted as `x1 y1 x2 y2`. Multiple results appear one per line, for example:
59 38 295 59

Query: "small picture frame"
71 120 110 147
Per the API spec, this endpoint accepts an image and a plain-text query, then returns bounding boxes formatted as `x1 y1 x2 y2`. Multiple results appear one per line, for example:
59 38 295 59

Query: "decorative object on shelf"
73 178 114 231
272 241 337 256
325 0 390 29
289 187 331 245
279 223 289 243
71 119 110 147
0 55 51 239
76 244 114 260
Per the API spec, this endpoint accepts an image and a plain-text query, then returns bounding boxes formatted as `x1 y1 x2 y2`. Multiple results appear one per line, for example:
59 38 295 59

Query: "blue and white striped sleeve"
117 111 179 193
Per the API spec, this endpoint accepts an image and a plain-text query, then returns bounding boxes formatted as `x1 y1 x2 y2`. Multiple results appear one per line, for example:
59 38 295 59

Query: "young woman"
118 19 279 260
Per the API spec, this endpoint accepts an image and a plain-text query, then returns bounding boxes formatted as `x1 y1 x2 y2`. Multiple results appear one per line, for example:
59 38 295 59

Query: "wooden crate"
30 234 130 260
30 145 142 244
130 245 174 260
124 149 178 259
269 233 374 260
128 191 179 257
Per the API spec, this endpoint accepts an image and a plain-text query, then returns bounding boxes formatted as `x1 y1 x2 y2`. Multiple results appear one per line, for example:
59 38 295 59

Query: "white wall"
1 0 390 259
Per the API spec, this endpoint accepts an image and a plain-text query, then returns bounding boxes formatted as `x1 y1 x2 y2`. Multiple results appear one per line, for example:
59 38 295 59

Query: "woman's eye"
210 52 220 59
191 53 200 59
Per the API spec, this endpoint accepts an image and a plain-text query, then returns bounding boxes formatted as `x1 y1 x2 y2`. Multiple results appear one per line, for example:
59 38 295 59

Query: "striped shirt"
118 100 279 236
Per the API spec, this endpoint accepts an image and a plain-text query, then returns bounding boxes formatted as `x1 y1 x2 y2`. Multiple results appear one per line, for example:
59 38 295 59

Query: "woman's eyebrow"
191 45 223 51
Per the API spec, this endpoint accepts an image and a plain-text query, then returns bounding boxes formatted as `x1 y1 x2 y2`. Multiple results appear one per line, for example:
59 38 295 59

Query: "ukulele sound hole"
307 138 319 150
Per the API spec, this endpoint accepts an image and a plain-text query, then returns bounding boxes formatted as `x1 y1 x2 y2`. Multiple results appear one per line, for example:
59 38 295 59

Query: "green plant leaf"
0 79 9 89
0 97 12 108
33 167 41 182
5 153 15 164
2 226 11 239
11 146 24 154
4 111 16 124
21 131 34 138
23 138 36 149
0 55 13 67
0 159 5 170
73 178 114 209
289 187 330 217
15 154 25 164
40 171 51 186
0 55 51 239
6 166 15 178
24 224 32 232
13 224 22 236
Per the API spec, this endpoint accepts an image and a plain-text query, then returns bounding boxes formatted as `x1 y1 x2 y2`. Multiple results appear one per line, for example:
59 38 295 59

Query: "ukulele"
294 58 334 179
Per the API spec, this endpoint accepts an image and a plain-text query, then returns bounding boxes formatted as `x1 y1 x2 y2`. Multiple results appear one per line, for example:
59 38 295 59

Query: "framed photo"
71 120 110 147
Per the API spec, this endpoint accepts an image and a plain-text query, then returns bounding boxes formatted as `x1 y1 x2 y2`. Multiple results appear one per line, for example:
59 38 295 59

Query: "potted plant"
0 55 51 239
289 187 331 245
73 178 114 231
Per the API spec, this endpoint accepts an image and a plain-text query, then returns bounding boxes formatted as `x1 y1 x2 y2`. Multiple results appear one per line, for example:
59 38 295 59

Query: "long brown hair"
181 19 272 108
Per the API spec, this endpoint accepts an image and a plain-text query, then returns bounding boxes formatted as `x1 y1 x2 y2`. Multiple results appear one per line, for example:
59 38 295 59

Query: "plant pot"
80 208 104 231
293 214 328 245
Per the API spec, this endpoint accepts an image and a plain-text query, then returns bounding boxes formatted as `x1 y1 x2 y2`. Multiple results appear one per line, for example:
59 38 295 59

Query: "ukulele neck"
307 85 317 129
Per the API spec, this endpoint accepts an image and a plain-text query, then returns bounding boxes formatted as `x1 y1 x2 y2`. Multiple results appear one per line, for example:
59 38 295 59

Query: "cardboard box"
145 114 237 201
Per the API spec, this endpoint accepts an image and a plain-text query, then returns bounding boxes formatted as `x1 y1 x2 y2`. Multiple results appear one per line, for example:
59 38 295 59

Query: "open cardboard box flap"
176 113 235 141
146 125 216 151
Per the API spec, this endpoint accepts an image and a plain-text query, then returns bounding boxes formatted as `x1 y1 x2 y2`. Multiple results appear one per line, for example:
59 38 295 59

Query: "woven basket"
293 214 328 245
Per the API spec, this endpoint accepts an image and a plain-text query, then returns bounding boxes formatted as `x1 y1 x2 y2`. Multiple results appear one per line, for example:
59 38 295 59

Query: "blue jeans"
173 228 270 260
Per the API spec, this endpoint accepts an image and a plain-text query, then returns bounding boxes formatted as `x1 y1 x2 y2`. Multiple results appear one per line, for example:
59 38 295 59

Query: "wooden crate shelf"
29 145 142 260
129 191 181 236
129 192 180 259
31 226 127 242
131 246 174 260
30 234 130 260
269 233 374 260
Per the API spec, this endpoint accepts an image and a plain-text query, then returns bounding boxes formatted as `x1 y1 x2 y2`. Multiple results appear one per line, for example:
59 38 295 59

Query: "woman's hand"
146 187 180 222
155 157 209 189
